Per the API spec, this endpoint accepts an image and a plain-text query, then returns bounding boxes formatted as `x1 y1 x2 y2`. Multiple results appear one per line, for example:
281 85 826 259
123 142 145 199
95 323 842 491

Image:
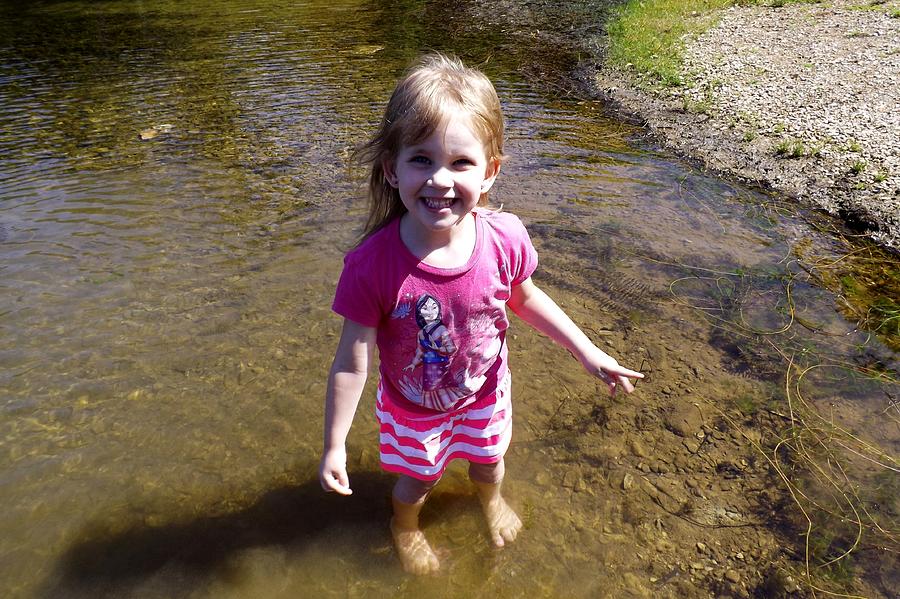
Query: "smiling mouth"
422 197 454 210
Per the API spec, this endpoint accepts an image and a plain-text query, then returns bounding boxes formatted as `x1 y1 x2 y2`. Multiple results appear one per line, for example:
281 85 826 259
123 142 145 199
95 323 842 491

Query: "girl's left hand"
581 347 643 396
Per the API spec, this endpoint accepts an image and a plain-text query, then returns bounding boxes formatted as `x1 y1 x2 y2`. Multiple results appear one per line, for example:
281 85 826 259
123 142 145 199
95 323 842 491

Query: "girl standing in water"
320 52 643 574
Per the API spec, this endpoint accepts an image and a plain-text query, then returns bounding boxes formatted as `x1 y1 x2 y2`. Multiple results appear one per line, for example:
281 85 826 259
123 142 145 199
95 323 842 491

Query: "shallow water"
1 1 897 597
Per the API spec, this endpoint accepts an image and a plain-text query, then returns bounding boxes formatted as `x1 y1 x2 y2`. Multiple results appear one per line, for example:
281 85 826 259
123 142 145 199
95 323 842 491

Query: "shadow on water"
43 471 394 598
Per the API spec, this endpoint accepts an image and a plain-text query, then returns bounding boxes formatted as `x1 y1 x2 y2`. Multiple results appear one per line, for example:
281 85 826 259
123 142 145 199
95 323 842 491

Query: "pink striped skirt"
375 372 512 481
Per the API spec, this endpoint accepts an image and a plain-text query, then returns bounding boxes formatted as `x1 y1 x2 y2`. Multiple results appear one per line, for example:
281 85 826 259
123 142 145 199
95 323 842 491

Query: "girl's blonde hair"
355 52 504 242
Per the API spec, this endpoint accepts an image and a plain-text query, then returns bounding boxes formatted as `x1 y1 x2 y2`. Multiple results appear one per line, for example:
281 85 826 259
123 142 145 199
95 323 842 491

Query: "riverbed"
0 1 897 597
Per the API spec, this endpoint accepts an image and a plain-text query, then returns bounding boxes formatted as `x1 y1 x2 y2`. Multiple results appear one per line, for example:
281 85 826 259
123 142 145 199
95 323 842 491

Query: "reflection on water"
1 1 897 597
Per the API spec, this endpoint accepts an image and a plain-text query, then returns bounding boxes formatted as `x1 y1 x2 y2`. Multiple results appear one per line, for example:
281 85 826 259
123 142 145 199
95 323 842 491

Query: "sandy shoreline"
592 0 899 250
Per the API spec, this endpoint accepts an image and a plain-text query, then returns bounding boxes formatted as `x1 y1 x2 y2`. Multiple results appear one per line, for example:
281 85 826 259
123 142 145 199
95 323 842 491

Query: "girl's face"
420 298 439 322
383 113 500 242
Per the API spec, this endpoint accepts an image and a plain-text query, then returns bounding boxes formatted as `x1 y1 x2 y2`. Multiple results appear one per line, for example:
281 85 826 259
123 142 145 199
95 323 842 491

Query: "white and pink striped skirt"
375 373 512 481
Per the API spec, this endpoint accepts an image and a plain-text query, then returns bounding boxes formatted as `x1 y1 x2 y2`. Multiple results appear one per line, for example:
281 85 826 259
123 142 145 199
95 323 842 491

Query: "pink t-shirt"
332 208 538 413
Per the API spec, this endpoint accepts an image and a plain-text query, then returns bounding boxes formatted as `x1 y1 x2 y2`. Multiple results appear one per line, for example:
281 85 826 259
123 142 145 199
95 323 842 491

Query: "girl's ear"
480 158 501 194
382 159 399 188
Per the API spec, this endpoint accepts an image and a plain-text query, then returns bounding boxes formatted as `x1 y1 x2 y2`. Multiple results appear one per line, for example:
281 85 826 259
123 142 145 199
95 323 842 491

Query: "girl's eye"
454 158 474 166
410 156 430 164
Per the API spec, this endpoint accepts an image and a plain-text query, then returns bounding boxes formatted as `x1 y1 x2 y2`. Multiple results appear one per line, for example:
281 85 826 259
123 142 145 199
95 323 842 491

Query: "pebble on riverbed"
138 124 174 141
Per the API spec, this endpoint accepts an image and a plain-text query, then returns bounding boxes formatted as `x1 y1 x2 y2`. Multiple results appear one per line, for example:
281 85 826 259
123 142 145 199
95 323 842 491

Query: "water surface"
1 1 897 597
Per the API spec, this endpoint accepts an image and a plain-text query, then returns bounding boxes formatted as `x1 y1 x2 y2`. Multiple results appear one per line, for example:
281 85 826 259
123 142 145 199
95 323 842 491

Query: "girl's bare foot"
481 495 522 547
390 517 441 575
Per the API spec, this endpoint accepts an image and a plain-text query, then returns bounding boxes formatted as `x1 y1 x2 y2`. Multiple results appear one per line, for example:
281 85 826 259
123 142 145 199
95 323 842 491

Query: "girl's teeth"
424 198 453 209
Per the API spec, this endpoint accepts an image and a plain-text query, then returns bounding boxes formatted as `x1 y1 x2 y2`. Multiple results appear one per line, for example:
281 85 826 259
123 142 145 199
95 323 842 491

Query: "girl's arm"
507 277 643 395
319 318 377 495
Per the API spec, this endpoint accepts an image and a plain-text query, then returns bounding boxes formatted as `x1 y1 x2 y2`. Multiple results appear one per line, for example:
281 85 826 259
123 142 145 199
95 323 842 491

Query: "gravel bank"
596 0 900 249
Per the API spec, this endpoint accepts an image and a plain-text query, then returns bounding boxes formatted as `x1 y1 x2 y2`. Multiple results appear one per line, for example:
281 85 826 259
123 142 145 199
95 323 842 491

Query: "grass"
682 91 714 114
606 0 820 87
775 138 806 158
606 0 732 87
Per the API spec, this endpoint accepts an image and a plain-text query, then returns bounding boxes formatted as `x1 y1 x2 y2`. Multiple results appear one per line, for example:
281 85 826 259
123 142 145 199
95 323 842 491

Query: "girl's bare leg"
469 459 522 547
391 475 440 574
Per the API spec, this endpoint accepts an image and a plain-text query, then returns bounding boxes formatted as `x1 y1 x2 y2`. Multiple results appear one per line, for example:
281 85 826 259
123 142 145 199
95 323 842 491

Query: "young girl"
319 53 643 575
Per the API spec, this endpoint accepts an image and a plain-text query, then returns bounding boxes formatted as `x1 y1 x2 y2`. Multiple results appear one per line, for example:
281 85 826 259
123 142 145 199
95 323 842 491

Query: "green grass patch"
606 0 732 87
775 138 806 158
606 0 823 87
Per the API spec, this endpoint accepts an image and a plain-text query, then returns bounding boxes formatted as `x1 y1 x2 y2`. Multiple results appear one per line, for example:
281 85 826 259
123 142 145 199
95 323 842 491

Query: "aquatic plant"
832 261 900 351
657 212 900 596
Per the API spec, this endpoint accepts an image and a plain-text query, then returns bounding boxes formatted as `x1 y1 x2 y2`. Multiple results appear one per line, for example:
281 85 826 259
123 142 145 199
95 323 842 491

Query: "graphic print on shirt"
391 292 413 319
407 294 456 389
395 292 498 411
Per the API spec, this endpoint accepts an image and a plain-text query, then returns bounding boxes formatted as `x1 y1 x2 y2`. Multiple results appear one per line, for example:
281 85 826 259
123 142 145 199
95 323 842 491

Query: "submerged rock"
138 124 173 141
664 402 705 437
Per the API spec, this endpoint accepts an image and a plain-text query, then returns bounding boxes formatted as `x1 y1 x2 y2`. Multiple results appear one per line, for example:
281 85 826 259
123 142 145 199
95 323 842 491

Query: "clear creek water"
1 1 897 597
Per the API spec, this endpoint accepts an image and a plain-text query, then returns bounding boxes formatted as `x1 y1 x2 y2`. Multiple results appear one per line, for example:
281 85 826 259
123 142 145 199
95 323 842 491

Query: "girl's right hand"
579 346 643 396
319 446 352 495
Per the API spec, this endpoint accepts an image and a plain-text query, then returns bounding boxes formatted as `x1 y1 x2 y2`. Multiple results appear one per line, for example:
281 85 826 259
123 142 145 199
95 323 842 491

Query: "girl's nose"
428 167 453 188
